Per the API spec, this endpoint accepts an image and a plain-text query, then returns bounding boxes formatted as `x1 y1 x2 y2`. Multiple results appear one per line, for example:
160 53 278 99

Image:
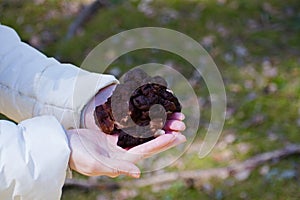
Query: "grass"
1 0 300 199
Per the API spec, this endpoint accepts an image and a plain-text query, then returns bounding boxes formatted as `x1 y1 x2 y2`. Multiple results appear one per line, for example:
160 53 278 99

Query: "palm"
67 129 139 177
97 112 186 163
67 112 186 178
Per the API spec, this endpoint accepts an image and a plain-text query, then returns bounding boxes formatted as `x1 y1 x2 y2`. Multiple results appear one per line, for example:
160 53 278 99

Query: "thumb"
95 157 141 178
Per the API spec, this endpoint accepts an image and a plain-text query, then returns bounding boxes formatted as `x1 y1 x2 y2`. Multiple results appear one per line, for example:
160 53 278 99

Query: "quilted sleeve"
0 24 118 129
0 116 70 200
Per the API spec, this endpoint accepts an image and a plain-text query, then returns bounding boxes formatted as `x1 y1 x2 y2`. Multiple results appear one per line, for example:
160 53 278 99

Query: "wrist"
81 84 117 130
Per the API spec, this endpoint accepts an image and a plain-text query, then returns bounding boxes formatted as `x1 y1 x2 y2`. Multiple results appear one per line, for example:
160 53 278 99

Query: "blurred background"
1 0 300 199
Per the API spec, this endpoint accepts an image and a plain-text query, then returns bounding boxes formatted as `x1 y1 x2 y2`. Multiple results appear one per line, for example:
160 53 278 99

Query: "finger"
128 134 176 156
150 132 186 155
167 112 185 120
127 133 186 162
164 120 186 131
94 157 141 178
165 131 187 147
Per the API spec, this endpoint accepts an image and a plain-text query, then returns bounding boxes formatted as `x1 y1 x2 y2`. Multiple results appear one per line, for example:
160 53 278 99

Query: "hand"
67 113 185 177
72 84 186 177
83 84 186 160
66 128 141 178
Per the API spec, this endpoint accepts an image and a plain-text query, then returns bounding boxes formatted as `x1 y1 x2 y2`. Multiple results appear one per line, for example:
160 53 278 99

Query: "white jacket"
0 25 118 199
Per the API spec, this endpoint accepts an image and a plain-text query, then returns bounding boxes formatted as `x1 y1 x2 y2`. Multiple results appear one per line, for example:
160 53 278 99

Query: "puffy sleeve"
0 116 70 200
0 24 118 129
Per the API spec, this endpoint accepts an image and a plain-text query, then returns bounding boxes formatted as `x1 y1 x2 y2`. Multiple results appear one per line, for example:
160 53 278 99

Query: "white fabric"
0 24 118 199
0 116 70 200
0 24 118 129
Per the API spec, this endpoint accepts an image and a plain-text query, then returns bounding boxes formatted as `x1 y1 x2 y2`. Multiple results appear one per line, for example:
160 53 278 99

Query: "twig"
65 0 109 40
63 144 300 190
63 178 119 191
126 144 300 187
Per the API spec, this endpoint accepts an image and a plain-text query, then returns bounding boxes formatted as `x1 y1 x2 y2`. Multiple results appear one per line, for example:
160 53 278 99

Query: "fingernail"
174 112 185 120
154 129 165 137
181 123 186 131
131 172 141 178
